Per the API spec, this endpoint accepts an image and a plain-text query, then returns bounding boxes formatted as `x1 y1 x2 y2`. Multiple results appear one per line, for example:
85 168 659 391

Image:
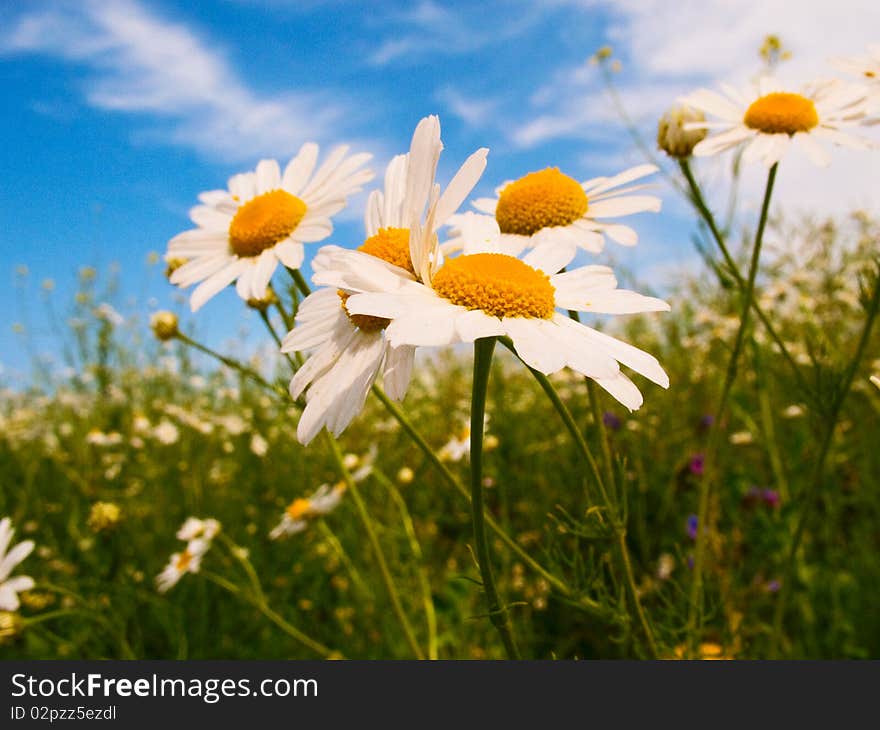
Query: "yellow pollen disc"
432 253 556 319
358 227 415 274
228 189 307 258
286 498 312 521
495 168 588 236
338 290 390 333
743 92 819 135
175 550 193 571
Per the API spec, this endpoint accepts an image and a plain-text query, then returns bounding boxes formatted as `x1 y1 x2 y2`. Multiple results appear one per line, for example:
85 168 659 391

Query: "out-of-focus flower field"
2 210 879 659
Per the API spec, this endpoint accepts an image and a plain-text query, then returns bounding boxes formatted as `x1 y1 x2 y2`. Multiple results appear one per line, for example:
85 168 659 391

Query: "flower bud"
150 311 179 341
657 104 707 158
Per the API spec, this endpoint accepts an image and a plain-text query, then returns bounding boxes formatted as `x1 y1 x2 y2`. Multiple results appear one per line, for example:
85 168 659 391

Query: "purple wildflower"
602 412 623 431
686 514 698 540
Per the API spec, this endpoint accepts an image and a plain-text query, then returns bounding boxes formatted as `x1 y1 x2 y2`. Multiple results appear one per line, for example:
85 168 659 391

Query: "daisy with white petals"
0 517 35 611
316 215 670 411
463 163 661 255
281 116 488 444
156 538 209 594
682 77 873 167
270 482 348 540
176 517 221 542
167 145 374 311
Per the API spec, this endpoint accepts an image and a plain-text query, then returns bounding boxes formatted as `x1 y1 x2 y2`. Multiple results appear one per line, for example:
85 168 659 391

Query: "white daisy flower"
167 145 374 311
281 116 488 444
156 538 209 594
0 517 35 611
176 517 221 542
316 216 670 410
440 426 471 462
463 163 661 255
682 77 873 167
270 482 347 540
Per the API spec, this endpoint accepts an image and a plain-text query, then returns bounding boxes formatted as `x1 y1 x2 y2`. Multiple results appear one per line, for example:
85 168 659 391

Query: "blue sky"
2 0 879 379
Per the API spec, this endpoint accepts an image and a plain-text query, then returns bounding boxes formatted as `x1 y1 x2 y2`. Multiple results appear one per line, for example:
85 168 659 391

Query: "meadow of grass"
2 208 879 660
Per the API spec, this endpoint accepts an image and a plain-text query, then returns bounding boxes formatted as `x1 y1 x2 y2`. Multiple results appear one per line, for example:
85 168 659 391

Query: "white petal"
282 143 319 195
382 344 416 401
275 240 305 269
505 318 567 374
255 159 281 194
581 164 658 195
432 148 489 229
522 241 576 274
190 259 247 311
455 309 505 341
594 372 644 411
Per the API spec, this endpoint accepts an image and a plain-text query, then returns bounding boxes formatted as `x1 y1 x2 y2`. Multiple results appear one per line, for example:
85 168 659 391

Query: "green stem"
470 337 520 659
290 268 312 300
323 431 425 659
371 385 605 615
507 343 658 658
203 572 336 658
686 162 778 652
372 467 439 660
679 159 805 390
176 333 283 396
770 267 880 656
567 308 617 499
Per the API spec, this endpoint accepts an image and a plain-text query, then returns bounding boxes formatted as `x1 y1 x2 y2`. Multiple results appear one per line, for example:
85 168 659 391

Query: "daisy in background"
281 115 488 444
271 448 373 539
0 517 35 611
167 144 374 311
318 214 670 411
156 538 209 594
457 162 660 256
682 77 873 167
270 482 347 540
176 517 221 542
156 517 221 593
832 45 880 120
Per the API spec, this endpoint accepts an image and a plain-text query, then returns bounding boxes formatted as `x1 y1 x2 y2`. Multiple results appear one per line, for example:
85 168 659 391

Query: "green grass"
2 212 880 659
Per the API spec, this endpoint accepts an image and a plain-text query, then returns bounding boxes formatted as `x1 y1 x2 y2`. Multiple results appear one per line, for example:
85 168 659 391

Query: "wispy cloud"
435 85 499 128
0 0 352 161
367 0 544 66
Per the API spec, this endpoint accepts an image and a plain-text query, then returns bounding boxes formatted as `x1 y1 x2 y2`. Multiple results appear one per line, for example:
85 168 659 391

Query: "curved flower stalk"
0 517 35 612
166 145 374 311
281 116 488 444
682 76 873 167
318 214 670 410
460 163 661 255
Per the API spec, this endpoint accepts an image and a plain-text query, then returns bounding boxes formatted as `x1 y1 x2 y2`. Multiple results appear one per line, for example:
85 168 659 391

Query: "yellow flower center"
743 92 819 135
495 168 588 236
175 550 193 572
432 253 556 319
358 227 415 274
286 498 313 521
336 227 414 333
228 190 307 258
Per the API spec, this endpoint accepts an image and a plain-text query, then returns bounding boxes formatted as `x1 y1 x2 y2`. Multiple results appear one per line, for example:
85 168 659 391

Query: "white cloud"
368 0 544 66
435 85 499 128
0 0 353 161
